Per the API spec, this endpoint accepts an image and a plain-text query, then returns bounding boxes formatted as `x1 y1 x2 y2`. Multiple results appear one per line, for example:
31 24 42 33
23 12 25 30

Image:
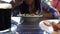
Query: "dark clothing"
12 0 41 16
34 0 41 14
13 1 29 14
34 0 40 10
19 2 29 14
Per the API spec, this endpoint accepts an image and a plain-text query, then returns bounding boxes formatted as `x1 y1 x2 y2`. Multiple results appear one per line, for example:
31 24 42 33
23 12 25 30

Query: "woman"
12 0 40 16
11 0 24 16
25 0 41 14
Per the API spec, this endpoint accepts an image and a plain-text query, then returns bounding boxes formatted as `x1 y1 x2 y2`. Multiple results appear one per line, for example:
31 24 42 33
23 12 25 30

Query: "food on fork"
43 21 51 26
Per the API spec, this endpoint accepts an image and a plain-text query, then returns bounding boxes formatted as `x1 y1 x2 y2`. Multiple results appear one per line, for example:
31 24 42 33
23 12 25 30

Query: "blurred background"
11 0 60 34
0 0 60 34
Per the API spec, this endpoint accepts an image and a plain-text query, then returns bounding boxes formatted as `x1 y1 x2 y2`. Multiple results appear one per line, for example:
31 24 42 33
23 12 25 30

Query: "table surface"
14 17 45 34
17 23 44 34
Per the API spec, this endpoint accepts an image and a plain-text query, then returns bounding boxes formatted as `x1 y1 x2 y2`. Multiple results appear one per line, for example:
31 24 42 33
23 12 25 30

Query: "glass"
0 3 12 31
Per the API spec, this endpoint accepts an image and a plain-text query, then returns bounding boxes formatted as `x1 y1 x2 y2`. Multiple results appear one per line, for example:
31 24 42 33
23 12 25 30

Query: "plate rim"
39 19 60 33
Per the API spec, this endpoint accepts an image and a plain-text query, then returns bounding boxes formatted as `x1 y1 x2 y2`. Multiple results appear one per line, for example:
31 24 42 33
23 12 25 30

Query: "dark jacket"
19 2 29 14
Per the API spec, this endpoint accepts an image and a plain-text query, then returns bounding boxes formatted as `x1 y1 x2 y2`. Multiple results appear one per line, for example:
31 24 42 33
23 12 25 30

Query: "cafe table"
11 15 50 34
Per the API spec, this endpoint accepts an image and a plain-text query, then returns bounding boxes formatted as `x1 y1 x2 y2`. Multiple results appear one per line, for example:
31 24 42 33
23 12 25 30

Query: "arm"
11 0 23 9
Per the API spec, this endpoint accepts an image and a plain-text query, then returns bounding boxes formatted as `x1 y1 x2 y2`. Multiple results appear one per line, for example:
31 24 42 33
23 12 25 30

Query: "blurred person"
25 0 40 14
11 0 24 16
50 0 60 19
11 0 40 16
